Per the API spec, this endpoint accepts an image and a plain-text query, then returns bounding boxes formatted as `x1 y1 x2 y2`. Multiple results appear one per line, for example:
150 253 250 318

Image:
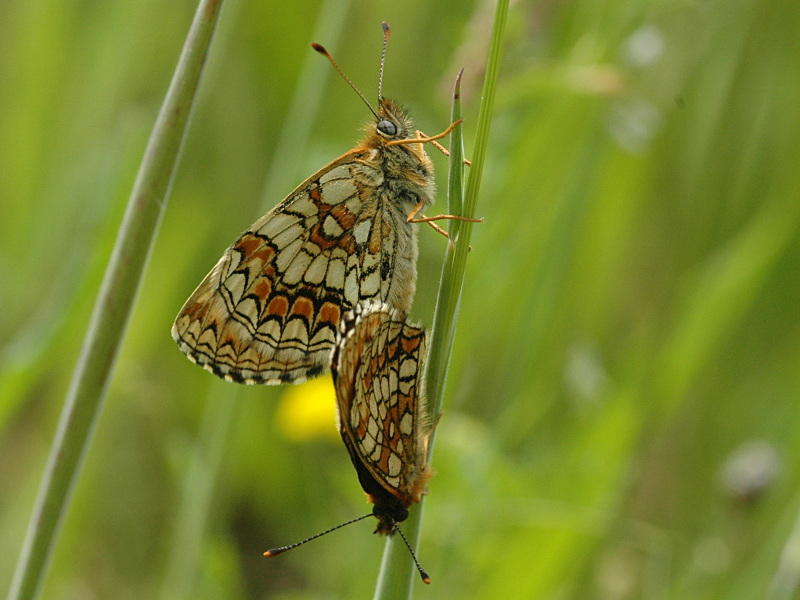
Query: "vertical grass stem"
372 0 509 597
6 2 225 599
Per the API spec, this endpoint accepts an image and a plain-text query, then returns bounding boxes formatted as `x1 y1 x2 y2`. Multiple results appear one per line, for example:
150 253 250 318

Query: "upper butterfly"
172 23 460 384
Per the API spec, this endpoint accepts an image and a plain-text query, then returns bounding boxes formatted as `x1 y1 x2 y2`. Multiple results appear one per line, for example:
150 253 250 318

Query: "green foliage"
2 0 800 599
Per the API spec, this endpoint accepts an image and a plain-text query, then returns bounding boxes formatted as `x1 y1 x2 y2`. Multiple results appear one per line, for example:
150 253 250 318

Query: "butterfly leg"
410 213 484 225
407 200 450 238
425 219 451 238
406 200 483 240
415 130 472 166
386 120 464 149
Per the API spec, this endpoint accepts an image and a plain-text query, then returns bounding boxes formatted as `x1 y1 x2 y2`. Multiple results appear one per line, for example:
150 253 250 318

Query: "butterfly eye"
377 119 398 136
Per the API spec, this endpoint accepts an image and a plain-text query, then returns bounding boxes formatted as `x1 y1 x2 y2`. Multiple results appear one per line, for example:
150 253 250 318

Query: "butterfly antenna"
378 21 391 101
392 522 432 585
263 513 373 557
311 42 381 121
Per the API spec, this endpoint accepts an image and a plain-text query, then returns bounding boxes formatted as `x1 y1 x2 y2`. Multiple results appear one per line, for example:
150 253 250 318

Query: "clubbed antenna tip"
392 523 432 584
310 41 380 120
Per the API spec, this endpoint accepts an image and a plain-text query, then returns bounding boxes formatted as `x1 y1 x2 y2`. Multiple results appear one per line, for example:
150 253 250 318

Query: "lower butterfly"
264 301 433 583
332 301 432 534
172 23 478 385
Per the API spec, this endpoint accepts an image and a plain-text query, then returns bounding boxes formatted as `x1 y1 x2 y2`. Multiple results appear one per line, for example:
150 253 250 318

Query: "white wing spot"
275 238 303 272
304 254 328 284
322 214 344 238
272 223 306 250
400 412 413 435
388 453 402 477
319 165 351 185
353 220 371 245
283 252 313 286
222 272 247 304
327 257 346 290
257 213 299 239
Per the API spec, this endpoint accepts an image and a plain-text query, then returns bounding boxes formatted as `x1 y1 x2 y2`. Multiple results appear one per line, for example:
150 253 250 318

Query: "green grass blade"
6 2 225 599
372 0 509 597
424 68 466 419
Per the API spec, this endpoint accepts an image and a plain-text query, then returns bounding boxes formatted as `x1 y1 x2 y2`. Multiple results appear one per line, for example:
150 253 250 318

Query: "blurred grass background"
2 0 800 598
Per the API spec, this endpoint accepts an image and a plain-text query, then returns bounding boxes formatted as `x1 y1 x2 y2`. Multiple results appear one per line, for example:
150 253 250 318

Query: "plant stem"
371 0 509 597
6 2 225 599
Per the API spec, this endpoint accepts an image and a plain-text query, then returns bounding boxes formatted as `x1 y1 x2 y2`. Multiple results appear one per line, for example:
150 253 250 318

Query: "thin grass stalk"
6 2 225 599
372 0 508 597
425 69 466 421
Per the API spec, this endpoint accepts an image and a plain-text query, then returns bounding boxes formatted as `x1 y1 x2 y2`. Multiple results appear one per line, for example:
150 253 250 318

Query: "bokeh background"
3 0 800 598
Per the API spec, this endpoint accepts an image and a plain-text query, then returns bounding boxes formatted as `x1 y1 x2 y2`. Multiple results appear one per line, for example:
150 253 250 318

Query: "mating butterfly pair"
171 23 468 583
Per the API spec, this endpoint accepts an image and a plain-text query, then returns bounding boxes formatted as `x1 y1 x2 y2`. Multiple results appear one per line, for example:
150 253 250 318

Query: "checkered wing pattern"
173 148 418 385
172 99 434 386
331 302 431 515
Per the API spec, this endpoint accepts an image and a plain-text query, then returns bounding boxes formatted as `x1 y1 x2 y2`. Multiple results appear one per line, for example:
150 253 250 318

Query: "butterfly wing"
331 302 431 509
172 150 407 385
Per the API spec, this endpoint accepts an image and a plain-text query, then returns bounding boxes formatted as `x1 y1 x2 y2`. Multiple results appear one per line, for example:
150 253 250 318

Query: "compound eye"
377 119 398 136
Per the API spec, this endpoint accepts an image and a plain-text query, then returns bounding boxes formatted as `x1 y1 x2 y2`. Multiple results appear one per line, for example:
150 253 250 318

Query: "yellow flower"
275 375 339 442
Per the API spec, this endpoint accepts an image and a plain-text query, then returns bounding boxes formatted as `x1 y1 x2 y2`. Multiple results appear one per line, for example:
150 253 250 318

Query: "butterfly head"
372 98 413 142
370 496 409 536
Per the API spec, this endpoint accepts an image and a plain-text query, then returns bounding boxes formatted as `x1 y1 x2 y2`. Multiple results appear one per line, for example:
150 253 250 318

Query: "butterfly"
330 301 432 536
172 23 474 385
265 301 433 582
